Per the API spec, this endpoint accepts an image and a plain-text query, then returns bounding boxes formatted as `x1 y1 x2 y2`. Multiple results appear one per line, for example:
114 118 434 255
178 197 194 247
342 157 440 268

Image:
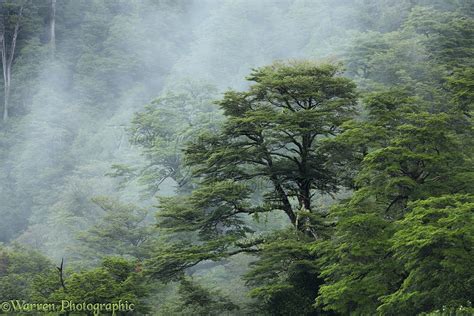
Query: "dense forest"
0 0 472 315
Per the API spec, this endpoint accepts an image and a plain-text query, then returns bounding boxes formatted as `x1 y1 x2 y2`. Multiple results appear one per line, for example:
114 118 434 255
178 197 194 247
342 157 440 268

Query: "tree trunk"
56 258 67 292
297 131 319 239
3 65 10 121
50 0 56 56
0 4 24 122
1 32 7 121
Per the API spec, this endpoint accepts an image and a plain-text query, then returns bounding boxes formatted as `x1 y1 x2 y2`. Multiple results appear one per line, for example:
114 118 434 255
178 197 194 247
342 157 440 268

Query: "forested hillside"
0 0 472 315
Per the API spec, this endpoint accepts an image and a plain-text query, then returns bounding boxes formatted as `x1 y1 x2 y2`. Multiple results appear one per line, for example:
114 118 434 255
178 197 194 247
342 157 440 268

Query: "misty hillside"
0 0 472 315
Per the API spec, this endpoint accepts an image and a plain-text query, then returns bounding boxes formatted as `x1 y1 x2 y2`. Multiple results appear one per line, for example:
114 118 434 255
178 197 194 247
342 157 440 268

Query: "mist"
0 0 472 314
2 0 363 253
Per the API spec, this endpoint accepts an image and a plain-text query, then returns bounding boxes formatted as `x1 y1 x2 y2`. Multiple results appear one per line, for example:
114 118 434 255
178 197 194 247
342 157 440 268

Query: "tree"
244 229 326 315
0 0 45 121
346 5 474 109
110 81 220 196
75 197 154 265
0 248 152 313
314 6 474 313
446 67 474 118
159 277 239 316
158 61 356 235
405 6 474 68
315 88 473 314
378 194 474 315
0 0 25 121
146 61 357 313
47 257 151 315
0 244 56 301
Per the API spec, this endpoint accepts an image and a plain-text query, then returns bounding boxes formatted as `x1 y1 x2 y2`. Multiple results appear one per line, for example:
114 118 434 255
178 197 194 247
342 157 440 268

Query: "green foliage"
378 194 474 315
245 229 324 315
346 5 474 113
0 247 151 314
48 257 151 314
0 244 56 301
316 86 473 314
405 6 474 68
110 81 221 195
76 197 155 265
447 67 474 117
149 61 357 314
314 196 399 315
314 4 474 314
0 1 473 314
160 277 239 316
421 305 474 316
162 61 356 238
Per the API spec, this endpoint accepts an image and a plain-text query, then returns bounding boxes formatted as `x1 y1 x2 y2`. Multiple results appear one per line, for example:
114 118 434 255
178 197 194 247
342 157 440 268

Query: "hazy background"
1 0 365 255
